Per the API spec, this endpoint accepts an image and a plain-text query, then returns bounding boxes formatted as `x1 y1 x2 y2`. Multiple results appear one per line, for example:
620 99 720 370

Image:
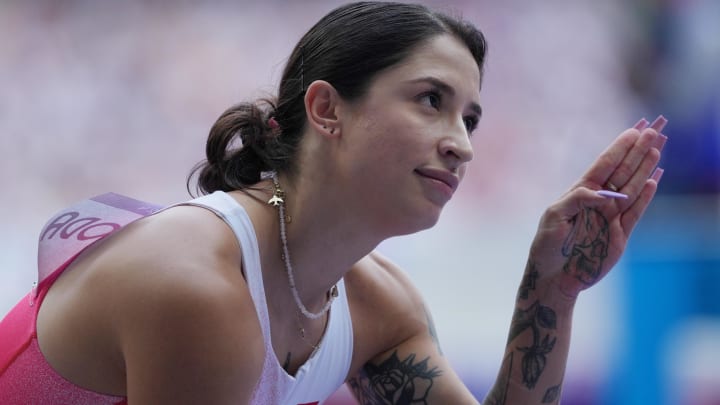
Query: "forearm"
483 260 576 405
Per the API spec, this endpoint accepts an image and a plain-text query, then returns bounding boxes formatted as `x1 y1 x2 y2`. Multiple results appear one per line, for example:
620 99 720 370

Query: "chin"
391 205 444 236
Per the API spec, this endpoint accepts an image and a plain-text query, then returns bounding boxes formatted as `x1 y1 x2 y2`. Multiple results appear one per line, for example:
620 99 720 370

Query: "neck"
271 171 383 310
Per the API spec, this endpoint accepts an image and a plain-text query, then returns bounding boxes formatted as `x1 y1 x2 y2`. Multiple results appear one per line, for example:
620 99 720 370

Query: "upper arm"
348 334 479 405
121 277 263 404
346 252 479 405
109 207 264 404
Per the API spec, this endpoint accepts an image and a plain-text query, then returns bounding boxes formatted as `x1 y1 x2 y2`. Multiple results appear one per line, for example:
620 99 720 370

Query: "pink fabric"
0 287 126 405
37 193 161 285
0 293 35 378
0 193 160 404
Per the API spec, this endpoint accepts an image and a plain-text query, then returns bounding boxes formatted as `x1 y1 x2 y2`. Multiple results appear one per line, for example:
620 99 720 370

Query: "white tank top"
184 191 354 405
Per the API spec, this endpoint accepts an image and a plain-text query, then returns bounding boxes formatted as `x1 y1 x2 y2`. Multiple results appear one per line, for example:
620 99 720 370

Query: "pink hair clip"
268 117 280 130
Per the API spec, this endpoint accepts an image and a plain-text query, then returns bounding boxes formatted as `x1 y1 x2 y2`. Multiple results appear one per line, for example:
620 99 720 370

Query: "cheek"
356 114 402 152
348 103 430 166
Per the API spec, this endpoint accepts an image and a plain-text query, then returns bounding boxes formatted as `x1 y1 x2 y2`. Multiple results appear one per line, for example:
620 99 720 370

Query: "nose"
438 122 474 166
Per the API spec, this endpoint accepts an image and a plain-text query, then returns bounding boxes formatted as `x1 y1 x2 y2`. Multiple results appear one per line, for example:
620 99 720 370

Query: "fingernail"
654 133 668 151
651 167 664 182
649 115 668 132
597 190 629 199
633 118 649 130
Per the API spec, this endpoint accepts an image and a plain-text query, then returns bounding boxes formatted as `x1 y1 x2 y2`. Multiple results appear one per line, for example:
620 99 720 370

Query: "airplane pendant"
268 194 284 206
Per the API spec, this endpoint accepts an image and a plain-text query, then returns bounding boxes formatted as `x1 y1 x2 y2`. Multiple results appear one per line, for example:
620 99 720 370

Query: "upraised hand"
484 118 667 405
529 116 666 299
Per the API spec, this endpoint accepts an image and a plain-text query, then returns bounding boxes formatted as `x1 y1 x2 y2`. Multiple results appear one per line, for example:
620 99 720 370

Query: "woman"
0 2 666 404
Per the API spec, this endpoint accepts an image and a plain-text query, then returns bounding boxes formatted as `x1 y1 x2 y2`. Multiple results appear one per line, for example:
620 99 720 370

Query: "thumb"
551 186 621 219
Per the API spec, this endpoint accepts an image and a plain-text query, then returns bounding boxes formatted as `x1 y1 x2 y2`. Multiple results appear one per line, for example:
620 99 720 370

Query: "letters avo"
40 211 120 242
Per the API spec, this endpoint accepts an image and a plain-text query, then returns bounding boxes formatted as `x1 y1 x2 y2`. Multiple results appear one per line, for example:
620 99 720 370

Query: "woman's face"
337 33 482 234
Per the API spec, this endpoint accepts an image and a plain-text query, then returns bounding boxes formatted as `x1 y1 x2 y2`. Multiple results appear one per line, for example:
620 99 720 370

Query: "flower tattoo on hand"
561 207 609 286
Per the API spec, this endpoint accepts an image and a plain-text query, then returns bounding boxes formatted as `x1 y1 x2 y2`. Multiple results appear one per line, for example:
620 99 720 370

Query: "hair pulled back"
189 1 487 195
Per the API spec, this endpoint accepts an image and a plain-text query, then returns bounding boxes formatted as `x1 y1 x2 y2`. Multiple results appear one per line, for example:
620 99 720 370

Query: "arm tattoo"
424 307 443 356
348 351 441 405
489 208 595 400
519 334 556 390
507 300 557 390
484 352 513 405
518 261 538 300
561 207 609 286
507 301 557 345
542 383 562 403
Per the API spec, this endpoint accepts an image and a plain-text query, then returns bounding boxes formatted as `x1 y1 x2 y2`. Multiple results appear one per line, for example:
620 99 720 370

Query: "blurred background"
0 0 718 404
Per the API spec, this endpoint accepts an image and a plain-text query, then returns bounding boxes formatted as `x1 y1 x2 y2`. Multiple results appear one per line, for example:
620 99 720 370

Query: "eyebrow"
405 76 483 116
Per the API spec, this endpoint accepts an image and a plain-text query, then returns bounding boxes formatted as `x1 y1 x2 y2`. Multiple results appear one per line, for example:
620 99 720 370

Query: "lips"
414 167 460 193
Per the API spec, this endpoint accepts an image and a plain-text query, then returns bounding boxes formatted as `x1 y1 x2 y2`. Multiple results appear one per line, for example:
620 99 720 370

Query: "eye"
418 90 441 110
463 115 479 134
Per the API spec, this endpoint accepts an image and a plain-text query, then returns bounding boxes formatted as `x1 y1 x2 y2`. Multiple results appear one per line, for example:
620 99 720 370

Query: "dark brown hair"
188 1 487 196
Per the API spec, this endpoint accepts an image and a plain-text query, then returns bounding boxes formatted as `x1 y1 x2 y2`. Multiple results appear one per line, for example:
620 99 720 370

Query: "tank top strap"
178 191 354 404
178 191 272 343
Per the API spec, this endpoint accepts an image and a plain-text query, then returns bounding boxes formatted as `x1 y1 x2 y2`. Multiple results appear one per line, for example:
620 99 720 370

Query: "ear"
303 80 342 138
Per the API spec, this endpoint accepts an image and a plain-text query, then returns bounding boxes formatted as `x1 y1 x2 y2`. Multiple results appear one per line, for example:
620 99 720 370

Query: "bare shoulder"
344 255 477 404
344 251 432 372
44 203 264 402
346 250 426 314
90 204 250 320
111 205 264 402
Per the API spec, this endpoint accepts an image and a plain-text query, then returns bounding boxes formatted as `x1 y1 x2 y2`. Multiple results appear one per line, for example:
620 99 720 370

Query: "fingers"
649 115 669 138
646 116 669 152
551 186 623 220
653 132 668 152
563 116 667 228
614 146 661 210
580 129 639 186
552 179 658 244
633 117 649 130
620 178 659 235
603 115 666 192
580 115 667 200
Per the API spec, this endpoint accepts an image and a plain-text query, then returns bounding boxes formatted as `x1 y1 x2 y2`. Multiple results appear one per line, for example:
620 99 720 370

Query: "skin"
34 33 663 404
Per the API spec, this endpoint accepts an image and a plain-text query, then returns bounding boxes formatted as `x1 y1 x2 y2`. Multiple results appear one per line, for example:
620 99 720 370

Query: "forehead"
375 34 482 97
